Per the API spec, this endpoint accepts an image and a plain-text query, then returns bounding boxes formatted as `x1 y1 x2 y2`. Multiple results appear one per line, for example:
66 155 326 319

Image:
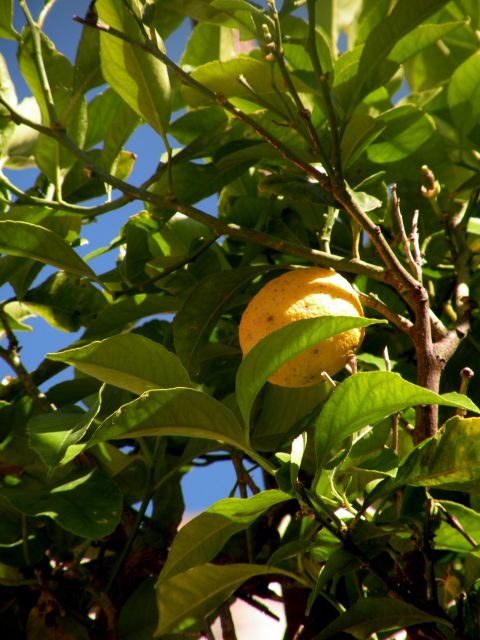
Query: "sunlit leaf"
314 372 480 472
350 0 451 106
47 333 193 395
27 397 101 467
367 105 436 164
89 387 248 450
0 221 97 280
96 0 171 137
407 416 480 490
448 50 480 135
236 316 383 432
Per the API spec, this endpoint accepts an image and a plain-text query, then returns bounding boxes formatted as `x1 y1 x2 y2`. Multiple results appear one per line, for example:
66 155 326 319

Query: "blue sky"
1 0 242 511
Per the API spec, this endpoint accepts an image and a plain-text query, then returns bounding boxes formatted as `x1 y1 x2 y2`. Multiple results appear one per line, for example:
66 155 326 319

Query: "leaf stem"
19 0 58 126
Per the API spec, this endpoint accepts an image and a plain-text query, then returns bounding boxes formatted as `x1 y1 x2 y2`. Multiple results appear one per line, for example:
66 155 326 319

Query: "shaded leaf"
83 292 179 339
159 489 291 582
174 266 277 372
307 549 360 615
22 272 107 332
1 469 122 539
118 578 157 640
314 597 451 639
156 563 285 635
260 172 336 206
47 333 193 395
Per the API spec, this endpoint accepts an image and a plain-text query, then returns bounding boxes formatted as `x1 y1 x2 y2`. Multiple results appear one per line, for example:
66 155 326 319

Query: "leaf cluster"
0 1 480 638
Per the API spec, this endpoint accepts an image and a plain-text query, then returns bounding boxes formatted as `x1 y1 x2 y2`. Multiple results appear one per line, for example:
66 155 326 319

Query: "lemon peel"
239 267 364 387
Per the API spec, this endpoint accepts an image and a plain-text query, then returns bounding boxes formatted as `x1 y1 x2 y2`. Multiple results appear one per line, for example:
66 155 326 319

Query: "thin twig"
73 15 330 188
267 0 333 173
456 367 474 417
117 234 220 296
391 184 420 282
410 209 423 282
357 291 413 336
219 603 238 640
19 0 58 125
435 502 478 548
0 94 384 283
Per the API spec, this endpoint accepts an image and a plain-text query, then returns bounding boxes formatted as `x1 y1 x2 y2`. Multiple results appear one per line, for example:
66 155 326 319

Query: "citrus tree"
1 0 480 638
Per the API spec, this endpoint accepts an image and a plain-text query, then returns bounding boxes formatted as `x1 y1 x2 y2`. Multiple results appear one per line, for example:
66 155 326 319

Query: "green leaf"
435 500 480 552
47 333 193 395
83 293 179 339
73 19 103 93
0 0 17 39
290 431 308 486
314 597 451 639
0 221 97 280
18 33 88 181
155 563 285 635
236 316 383 431
27 397 102 467
89 387 248 450
174 266 277 372
118 578 157 640
252 383 329 451
350 0 451 107
168 106 229 145
1 469 122 539
407 416 480 490
259 172 336 206
181 21 236 68
367 105 436 164
307 549 360 615
448 50 480 136
159 490 291 583
314 372 480 472
341 114 386 169
96 0 171 137
390 21 466 64
346 185 382 213
21 272 107 332
182 54 314 110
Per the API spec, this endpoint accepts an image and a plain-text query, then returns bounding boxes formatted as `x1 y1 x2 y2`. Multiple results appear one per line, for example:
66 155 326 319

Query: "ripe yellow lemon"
239 267 364 387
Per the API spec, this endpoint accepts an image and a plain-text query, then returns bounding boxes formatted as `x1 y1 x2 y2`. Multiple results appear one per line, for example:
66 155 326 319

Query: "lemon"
239 267 364 387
